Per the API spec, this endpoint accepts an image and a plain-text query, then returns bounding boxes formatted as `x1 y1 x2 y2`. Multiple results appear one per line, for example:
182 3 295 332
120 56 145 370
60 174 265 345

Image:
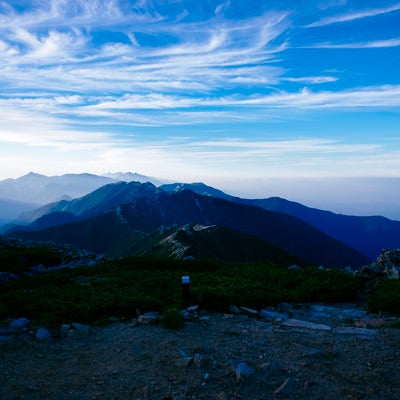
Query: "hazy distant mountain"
0 172 116 205
0 198 38 228
9 188 370 268
103 172 167 186
163 183 400 260
160 182 232 200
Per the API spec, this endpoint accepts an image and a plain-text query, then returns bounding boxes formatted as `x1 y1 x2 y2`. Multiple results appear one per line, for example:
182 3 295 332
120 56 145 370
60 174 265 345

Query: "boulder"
357 248 400 281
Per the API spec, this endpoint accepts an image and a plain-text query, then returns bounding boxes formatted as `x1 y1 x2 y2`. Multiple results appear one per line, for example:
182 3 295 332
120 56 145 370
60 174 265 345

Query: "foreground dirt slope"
1 311 400 400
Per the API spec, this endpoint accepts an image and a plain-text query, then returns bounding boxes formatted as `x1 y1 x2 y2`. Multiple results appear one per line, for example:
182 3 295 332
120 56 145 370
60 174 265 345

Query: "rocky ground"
1 303 400 400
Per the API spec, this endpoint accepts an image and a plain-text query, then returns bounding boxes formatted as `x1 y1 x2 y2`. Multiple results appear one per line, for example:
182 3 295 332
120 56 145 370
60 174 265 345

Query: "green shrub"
161 308 184 330
0 256 362 325
367 280 400 315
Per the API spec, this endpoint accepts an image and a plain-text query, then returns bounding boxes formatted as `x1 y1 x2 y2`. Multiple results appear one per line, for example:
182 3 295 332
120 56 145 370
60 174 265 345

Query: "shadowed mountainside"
9 187 370 268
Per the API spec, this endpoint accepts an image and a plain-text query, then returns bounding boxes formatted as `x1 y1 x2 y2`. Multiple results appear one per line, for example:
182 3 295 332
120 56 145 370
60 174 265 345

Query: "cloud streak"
305 38 400 49
307 3 400 27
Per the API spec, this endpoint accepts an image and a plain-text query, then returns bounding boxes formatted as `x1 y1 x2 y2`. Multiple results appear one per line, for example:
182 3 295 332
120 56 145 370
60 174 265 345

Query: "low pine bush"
161 308 184 330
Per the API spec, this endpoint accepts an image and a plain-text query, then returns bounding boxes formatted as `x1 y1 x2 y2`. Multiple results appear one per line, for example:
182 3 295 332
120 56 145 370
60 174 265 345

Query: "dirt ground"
1 310 400 400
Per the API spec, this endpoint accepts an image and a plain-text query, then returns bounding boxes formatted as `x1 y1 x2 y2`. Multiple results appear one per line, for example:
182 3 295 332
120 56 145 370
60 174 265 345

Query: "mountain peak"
20 172 46 179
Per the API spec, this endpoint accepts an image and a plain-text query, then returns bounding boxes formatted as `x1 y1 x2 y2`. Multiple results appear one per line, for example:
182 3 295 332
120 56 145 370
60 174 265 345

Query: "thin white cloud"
307 3 400 27
234 85 400 109
283 76 338 84
306 38 400 49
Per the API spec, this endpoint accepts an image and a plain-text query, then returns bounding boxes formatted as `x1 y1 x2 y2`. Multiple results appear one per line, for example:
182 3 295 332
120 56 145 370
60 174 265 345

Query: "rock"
71 322 91 337
137 311 160 325
229 305 241 314
357 248 400 281
259 309 288 322
176 350 193 368
354 317 387 329
239 306 259 318
0 271 18 282
176 356 193 368
281 318 332 332
35 327 52 341
199 315 210 323
182 309 198 321
235 362 255 383
60 324 71 338
333 327 378 337
9 317 30 330
185 305 199 313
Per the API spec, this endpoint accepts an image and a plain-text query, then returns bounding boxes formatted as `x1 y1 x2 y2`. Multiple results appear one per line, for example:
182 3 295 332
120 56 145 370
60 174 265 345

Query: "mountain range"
3 173 400 267
7 181 370 268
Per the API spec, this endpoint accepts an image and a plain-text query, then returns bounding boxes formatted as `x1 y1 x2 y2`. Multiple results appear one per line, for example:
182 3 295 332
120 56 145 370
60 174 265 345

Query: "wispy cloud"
305 38 400 49
0 1 289 96
307 3 400 27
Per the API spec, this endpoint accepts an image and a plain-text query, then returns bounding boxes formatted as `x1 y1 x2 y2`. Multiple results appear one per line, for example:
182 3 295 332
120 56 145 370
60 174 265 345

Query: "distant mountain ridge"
161 183 400 260
0 198 38 228
0 171 161 206
0 172 161 227
0 172 116 205
9 185 370 268
5 176 400 264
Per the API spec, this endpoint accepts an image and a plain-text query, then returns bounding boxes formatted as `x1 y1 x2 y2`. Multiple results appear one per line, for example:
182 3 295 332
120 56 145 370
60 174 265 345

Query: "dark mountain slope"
11 190 370 268
132 223 303 265
162 183 400 260
248 197 400 260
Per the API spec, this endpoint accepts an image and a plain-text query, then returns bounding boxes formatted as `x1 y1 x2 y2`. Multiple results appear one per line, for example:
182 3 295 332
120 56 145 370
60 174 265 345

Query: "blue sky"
0 0 399 188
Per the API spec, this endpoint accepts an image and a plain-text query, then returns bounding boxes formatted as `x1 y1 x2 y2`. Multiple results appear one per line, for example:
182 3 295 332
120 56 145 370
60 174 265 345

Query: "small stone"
259 310 288 322
60 324 71 338
281 318 332 332
137 312 160 325
35 327 52 341
71 322 91 336
176 356 193 368
239 307 259 318
235 362 255 383
229 305 241 314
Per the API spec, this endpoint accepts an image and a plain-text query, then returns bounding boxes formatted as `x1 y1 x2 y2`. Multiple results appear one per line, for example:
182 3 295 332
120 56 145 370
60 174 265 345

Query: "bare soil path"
1 309 400 400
